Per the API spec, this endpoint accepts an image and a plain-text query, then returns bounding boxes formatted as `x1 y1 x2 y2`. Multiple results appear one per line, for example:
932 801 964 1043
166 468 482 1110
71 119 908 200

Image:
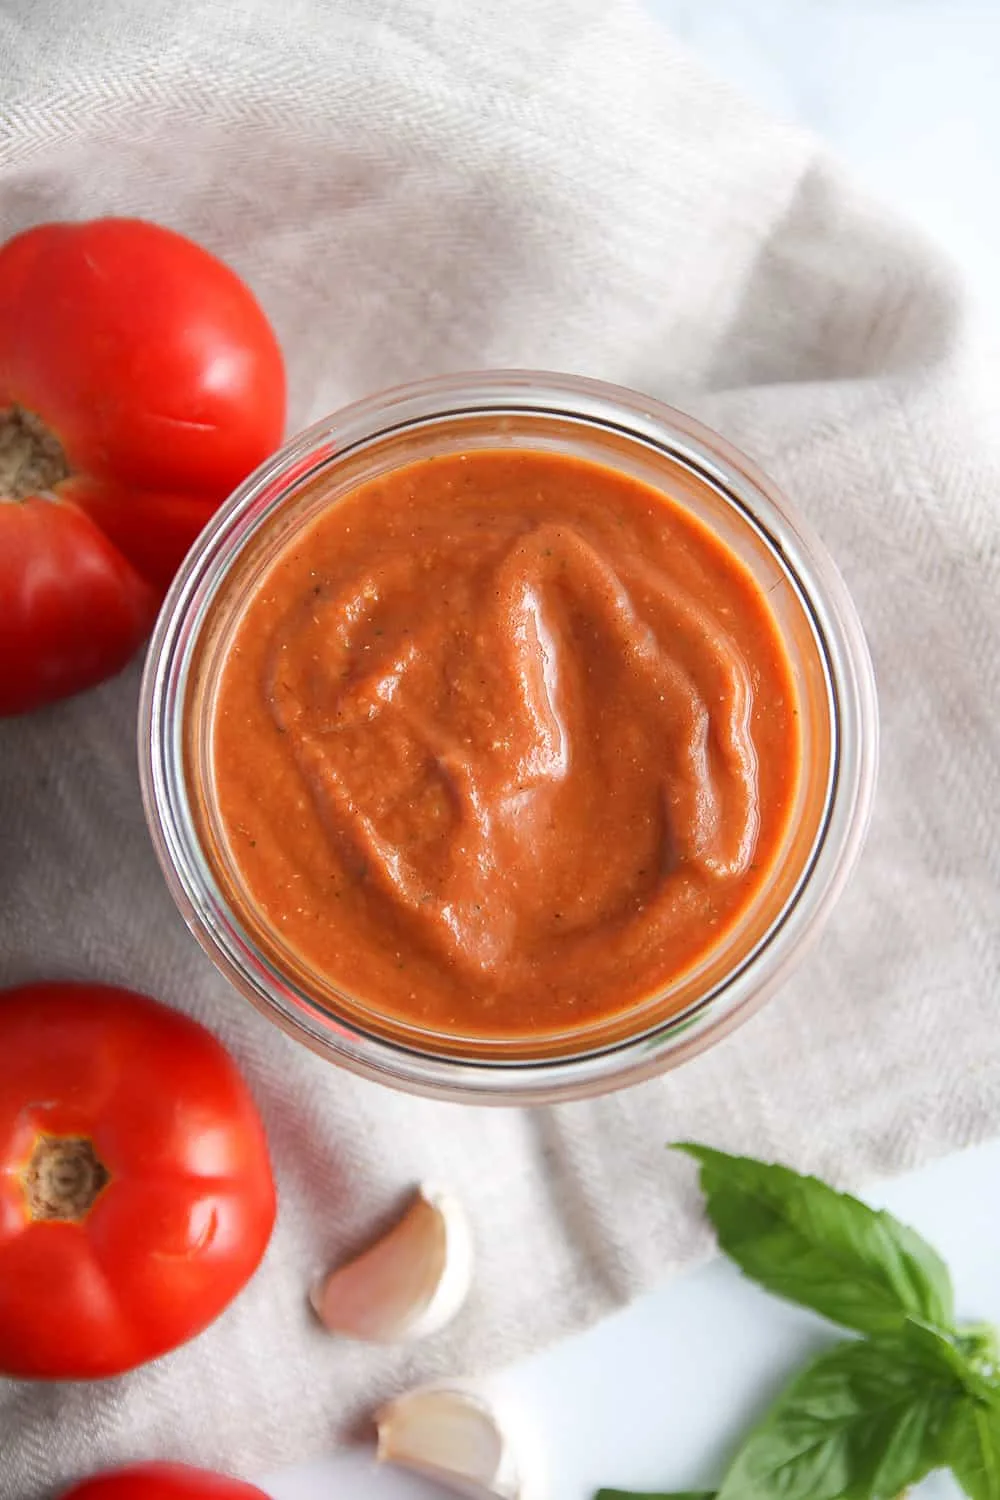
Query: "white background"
653 0 1000 327
265 6 1000 1498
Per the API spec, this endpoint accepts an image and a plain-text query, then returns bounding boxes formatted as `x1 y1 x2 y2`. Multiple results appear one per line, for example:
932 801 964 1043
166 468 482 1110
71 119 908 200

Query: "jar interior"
183 409 836 1064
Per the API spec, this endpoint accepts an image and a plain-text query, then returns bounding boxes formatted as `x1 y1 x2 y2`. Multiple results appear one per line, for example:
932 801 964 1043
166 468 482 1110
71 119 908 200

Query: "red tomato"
0 982 276 1379
0 217 286 714
58 1464 270 1500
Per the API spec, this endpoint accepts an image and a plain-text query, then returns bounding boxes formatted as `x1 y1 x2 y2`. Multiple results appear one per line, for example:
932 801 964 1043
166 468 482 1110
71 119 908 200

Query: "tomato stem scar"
0 404 70 500
22 1134 110 1222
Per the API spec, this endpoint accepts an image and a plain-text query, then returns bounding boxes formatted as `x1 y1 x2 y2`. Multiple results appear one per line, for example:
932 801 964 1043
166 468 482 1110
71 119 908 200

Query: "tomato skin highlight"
57 1463 272 1500
0 982 277 1379
0 217 286 714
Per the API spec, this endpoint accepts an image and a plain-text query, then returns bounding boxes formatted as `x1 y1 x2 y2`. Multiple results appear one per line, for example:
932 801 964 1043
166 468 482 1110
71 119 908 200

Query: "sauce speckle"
207 448 800 1038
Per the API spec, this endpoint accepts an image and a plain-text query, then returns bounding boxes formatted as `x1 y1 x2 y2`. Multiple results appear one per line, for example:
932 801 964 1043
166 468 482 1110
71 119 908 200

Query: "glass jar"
138 371 877 1103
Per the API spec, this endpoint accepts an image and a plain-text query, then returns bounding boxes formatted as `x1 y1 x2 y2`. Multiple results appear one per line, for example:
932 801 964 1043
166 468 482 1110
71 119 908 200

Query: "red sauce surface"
208 449 800 1038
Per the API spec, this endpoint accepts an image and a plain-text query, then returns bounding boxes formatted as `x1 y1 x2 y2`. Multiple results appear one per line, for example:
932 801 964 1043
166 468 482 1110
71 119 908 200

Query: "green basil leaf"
943 1393 1000 1499
902 1317 998 1396
954 1323 1000 1378
596 1491 715 1500
715 1335 962 1500
675 1144 954 1337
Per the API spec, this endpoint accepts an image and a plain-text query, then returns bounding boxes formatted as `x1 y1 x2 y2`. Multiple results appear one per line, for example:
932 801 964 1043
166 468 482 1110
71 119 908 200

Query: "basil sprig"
598 1145 1000 1500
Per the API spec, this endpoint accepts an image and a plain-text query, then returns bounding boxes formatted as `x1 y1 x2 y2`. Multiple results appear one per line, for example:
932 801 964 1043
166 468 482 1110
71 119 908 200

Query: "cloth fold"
2 0 999 1493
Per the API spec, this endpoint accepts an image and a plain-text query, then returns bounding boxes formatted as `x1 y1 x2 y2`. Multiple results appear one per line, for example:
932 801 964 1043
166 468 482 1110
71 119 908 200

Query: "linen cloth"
2 0 1000 1493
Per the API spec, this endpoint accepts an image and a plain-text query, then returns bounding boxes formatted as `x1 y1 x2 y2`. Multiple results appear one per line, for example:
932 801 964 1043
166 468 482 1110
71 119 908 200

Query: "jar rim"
138 369 878 1103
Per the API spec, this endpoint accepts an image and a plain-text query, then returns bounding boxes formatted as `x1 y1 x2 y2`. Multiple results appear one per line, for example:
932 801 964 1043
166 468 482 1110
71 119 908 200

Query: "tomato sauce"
208 449 800 1039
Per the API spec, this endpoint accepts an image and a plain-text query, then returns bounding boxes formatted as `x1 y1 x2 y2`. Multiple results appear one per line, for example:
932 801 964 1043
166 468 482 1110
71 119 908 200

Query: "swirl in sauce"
209 449 799 1037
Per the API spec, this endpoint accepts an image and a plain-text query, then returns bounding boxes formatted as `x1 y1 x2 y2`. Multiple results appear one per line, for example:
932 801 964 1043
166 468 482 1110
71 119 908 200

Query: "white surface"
649 0 1000 326
259 6 1000 1499
266 1140 1000 1500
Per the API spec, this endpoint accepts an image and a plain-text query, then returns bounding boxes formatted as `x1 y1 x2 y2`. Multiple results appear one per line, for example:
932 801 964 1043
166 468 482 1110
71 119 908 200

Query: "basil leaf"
955 1323 1000 1377
715 1335 962 1500
943 1393 1000 1499
596 1491 715 1500
676 1144 954 1337
902 1317 999 1398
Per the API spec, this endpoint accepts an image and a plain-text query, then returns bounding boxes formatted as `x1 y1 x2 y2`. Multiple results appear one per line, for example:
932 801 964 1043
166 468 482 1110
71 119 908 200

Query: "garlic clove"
376 1385 526 1500
310 1185 473 1343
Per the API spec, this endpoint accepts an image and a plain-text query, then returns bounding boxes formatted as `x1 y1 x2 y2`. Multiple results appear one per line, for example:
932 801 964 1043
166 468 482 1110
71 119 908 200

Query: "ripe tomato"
58 1464 270 1500
0 982 276 1379
0 217 286 715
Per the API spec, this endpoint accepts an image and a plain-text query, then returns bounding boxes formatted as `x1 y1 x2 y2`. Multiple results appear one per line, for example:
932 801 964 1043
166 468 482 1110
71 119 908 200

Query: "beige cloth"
2 0 1000 1494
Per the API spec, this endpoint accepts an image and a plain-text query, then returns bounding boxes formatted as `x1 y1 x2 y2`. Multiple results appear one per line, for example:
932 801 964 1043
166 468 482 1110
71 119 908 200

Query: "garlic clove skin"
376 1385 527 1500
310 1185 473 1343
